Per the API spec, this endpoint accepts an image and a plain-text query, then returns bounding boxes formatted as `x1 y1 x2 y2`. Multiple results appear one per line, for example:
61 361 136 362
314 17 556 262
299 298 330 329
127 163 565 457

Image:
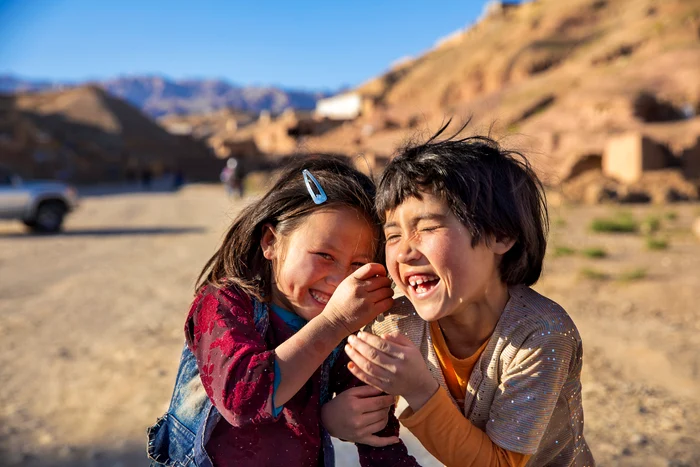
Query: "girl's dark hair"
197 155 381 299
377 120 549 286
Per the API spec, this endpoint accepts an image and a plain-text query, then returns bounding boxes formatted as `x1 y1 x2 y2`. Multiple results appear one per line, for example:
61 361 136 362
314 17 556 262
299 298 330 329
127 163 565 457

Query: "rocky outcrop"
1 86 220 183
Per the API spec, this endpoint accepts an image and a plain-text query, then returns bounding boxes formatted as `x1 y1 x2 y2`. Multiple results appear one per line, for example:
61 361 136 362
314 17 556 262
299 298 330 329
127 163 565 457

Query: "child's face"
384 192 507 322
262 207 376 321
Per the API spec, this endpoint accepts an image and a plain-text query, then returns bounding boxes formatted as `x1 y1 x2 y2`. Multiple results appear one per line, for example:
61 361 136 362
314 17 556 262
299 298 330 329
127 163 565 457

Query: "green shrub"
664 211 678 221
580 267 609 280
590 213 638 233
646 237 668 251
640 215 661 235
618 268 647 282
553 245 576 257
582 247 607 258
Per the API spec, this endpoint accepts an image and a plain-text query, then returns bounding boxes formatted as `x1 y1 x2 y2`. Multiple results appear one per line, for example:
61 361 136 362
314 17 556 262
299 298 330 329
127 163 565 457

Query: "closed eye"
420 225 440 232
351 262 366 270
315 252 334 261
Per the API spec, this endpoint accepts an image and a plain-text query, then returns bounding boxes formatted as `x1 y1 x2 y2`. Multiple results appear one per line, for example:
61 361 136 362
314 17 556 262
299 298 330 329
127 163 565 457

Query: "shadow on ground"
76 180 189 198
1 445 150 467
0 226 207 238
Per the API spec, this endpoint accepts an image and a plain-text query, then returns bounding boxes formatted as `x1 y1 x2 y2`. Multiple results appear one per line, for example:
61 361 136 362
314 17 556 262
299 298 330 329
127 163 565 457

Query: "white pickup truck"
0 166 79 233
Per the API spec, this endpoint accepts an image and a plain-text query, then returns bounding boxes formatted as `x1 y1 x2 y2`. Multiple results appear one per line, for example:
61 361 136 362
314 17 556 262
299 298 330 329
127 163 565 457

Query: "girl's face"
261 206 377 321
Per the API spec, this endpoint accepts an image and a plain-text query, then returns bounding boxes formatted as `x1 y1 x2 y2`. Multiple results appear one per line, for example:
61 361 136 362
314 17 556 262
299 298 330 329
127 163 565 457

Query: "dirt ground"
1 185 699 467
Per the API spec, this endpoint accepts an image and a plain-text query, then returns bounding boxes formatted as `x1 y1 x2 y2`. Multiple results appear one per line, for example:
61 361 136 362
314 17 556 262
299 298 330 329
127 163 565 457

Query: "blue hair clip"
303 169 327 205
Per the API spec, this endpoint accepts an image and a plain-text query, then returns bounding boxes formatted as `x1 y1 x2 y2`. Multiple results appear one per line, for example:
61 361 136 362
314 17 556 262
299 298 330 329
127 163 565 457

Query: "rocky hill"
0 85 221 183
3 0 700 196
0 75 331 118
298 0 700 198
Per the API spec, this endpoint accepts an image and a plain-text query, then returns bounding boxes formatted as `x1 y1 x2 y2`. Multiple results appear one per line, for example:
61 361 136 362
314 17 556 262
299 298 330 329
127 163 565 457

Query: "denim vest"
146 298 340 467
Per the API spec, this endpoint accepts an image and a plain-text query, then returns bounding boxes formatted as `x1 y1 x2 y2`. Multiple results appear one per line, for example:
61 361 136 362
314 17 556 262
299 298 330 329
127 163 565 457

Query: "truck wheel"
31 201 67 233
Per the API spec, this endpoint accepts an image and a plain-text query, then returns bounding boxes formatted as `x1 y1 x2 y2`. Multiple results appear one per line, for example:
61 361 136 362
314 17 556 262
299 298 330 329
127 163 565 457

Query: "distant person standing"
141 168 153 191
220 157 245 198
172 168 185 190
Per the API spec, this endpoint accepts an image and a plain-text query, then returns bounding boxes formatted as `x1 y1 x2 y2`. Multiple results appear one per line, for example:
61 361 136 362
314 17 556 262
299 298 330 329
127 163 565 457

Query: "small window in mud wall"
566 154 602 181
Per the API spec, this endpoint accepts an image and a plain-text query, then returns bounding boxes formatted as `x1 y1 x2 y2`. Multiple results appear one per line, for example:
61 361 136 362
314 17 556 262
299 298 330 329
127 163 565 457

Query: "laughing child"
147 157 419 467
342 123 594 466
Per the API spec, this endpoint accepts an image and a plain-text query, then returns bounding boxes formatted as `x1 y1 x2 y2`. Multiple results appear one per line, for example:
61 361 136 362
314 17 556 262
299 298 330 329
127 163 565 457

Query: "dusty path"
0 186 698 466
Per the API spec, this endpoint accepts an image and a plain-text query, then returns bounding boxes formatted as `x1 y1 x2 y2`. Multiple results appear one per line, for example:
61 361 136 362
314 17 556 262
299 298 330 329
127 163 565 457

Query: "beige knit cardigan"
367 285 595 467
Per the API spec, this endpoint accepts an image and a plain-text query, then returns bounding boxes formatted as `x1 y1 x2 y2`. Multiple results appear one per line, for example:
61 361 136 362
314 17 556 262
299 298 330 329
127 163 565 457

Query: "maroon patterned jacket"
185 284 420 467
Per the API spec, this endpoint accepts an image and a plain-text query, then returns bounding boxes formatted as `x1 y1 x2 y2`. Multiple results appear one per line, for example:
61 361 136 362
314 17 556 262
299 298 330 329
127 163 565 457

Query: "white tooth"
312 291 328 304
416 279 424 285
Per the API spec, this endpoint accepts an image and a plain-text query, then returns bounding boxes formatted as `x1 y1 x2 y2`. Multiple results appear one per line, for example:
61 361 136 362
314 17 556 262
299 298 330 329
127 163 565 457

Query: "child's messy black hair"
376 120 549 286
197 155 381 299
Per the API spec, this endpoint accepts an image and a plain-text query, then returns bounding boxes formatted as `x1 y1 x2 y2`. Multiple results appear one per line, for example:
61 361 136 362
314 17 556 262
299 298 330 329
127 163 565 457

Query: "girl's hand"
321 263 394 335
345 331 439 412
321 385 399 447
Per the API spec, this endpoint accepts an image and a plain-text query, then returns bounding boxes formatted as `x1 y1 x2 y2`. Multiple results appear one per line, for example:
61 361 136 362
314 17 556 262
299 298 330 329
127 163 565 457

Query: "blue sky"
0 0 488 90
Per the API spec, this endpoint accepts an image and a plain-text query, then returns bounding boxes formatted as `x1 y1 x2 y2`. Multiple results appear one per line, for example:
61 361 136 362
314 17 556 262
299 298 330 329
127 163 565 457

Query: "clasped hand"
345 331 439 411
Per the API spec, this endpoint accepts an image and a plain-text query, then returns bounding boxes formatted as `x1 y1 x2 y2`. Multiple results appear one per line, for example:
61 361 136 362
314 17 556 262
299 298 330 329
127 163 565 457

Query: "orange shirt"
430 321 489 411
399 322 530 467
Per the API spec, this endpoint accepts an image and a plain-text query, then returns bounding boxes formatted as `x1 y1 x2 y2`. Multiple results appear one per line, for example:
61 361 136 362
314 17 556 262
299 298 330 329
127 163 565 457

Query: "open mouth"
406 274 440 296
309 289 330 305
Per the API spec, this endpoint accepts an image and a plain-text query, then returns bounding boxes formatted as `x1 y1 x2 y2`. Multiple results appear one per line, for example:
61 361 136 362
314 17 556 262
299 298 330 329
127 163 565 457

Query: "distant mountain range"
0 74 336 118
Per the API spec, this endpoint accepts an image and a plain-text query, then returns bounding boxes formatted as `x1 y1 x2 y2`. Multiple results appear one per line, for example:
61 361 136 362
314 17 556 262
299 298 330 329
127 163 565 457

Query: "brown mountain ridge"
1 86 219 183
297 0 700 200
3 0 700 194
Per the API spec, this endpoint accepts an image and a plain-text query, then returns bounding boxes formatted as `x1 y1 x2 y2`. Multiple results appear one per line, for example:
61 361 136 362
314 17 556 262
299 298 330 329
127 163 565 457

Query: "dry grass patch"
553 245 576 257
640 215 662 235
554 217 567 228
646 237 669 250
618 268 648 282
590 212 638 233
580 267 610 280
664 211 678 221
582 247 608 258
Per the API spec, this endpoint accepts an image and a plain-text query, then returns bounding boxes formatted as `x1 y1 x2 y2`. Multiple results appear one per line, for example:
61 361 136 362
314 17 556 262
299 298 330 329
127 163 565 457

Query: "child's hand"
320 385 399 447
345 331 439 411
322 263 394 334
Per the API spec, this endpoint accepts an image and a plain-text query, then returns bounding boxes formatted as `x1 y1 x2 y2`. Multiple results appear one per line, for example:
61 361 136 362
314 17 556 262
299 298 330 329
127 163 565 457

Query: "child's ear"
490 235 515 255
260 224 278 260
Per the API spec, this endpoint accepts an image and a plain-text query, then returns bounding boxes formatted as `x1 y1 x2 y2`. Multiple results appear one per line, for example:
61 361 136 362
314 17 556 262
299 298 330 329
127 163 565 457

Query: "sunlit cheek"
272 262 285 290
424 235 458 293
285 257 313 298
385 247 404 291
278 270 296 297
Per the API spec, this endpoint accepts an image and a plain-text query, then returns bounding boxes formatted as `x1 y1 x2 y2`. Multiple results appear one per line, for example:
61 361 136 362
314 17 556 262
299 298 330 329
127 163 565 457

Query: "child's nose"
396 237 421 263
325 265 346 287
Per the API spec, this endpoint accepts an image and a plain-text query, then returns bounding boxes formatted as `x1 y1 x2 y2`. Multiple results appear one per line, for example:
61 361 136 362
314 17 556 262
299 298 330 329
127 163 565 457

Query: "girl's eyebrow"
354 254 372 262
318 242 372 262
